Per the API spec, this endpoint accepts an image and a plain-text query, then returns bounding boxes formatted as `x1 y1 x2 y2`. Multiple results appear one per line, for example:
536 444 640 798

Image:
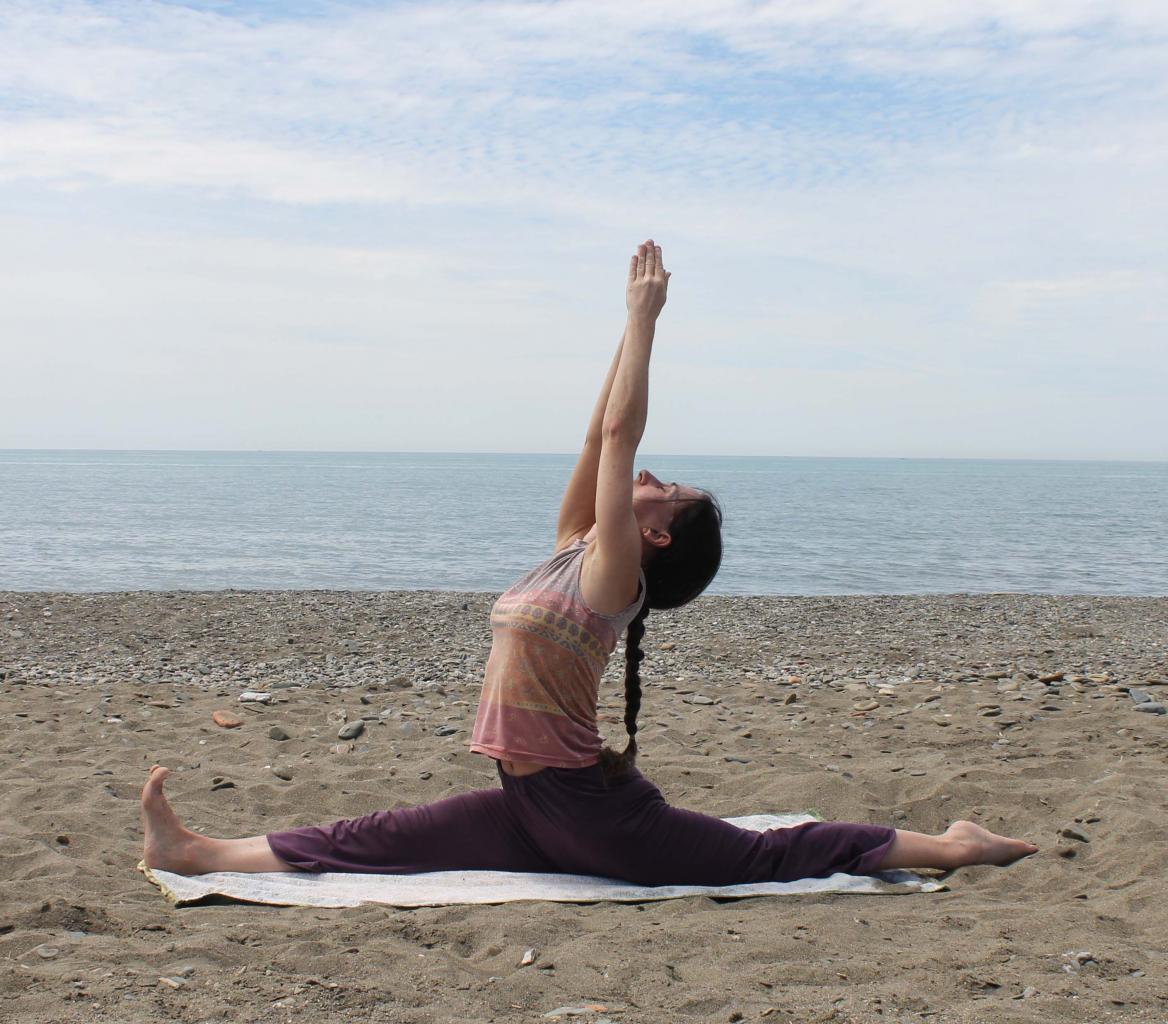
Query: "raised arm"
580 240 670 613
554 330 627 551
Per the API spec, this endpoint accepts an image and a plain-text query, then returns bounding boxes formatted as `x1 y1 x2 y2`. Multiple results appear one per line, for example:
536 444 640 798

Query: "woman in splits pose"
142 240 1037 883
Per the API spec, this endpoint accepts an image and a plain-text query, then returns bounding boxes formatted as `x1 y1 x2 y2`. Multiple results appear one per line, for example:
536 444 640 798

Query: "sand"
1 590 1166 1023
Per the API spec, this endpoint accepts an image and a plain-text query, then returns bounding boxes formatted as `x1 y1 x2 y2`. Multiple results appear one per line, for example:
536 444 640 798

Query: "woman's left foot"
945 820 1038 866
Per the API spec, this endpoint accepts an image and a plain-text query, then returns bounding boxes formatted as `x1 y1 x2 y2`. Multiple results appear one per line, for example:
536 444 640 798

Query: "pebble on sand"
269 726 290 741
211 711 243 729
338 721 365 740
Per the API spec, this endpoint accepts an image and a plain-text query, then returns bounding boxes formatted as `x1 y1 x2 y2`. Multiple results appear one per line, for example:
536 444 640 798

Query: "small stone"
238 691 272 704
32 944 59 959
158 976 186 990
338 721 365 740
1059 826 1090 843
211 711 243 729
435 725 459 736
1127 688 1153 704
520 947 538 966
1038 672 1065 684
419 771 432 780
787 675 803 685
271 766 293 781
658 642 676 651
978 707 1002 717
1133 702 1166 715
683 694 716 705
388 675 411 689
783 691 798 705
852 700 879 712
268 726 290 741
1014 986 1038 1000
210 780 236 791
909 770 926 777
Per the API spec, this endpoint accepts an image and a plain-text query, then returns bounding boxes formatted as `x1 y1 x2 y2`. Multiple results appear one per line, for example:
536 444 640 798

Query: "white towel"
139 812 944 908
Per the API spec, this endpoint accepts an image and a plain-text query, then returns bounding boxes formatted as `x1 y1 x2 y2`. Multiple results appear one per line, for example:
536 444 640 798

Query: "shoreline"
2 591 1166 1022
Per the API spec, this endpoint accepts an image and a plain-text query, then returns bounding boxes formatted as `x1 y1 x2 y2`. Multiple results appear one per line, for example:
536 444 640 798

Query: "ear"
641 525 672 549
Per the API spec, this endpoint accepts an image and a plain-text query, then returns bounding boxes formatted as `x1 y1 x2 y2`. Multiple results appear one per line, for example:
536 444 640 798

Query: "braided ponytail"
598 603 650 783
597 491 723 785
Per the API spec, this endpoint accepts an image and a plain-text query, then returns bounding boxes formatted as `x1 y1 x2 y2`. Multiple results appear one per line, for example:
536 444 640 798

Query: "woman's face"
632 469 703 543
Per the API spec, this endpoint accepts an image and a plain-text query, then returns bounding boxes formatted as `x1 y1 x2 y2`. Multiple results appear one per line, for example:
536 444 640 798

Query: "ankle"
947 832 985 868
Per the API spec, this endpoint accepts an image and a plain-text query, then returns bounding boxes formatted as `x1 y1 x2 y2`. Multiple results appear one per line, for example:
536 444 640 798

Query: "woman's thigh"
267 787 555 874
516 770 894 886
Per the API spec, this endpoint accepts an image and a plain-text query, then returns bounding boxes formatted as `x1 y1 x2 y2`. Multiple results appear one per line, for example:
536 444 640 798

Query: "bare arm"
554 330 626 551
582 240 669 613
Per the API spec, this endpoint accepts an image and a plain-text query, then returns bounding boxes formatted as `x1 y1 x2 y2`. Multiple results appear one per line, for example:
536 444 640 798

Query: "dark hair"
598 492 723 783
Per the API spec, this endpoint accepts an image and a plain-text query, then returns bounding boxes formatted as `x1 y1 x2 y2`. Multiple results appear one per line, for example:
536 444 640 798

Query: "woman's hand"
625 239 670 323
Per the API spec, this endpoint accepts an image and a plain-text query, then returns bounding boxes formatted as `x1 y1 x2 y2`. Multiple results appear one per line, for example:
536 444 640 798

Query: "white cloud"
0 1 1165 458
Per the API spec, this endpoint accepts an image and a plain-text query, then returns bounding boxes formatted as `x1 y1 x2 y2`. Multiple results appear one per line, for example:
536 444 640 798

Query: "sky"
1 0 1165 459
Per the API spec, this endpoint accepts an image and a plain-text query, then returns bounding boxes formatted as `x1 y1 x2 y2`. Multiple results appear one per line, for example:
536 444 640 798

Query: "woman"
142 240 1038 883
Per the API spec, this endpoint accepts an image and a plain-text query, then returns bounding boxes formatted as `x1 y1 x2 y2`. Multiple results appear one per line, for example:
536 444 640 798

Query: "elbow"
601 417 633 445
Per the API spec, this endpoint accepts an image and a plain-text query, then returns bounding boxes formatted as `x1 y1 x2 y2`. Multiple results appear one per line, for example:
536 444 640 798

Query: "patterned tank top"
469 538 647 769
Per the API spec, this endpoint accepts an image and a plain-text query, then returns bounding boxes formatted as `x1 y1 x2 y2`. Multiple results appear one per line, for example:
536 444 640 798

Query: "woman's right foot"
141 765 212 874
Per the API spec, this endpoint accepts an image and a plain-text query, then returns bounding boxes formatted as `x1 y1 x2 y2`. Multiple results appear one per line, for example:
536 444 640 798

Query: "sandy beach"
2 590 1165 1023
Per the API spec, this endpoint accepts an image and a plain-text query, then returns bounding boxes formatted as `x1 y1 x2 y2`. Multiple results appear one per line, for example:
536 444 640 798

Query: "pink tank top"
469 538 647 769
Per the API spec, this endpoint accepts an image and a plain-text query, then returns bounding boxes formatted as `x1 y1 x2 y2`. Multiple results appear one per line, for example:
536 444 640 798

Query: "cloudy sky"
1 0 1165 459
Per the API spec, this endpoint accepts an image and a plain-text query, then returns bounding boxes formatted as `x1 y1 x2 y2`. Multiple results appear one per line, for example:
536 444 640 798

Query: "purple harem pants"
267 761 895 886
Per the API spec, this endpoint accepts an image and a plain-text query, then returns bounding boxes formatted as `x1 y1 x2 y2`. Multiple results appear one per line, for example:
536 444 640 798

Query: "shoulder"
579 539 642 616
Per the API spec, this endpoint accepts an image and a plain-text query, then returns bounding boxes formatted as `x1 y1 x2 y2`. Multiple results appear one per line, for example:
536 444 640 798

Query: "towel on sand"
140 813 946 908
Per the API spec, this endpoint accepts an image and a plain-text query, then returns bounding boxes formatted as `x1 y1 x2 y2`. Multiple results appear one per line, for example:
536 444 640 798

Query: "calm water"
1 451 1166 595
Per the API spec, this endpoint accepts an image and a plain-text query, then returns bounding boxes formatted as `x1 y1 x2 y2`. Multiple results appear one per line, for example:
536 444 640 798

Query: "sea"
1 450 1166 595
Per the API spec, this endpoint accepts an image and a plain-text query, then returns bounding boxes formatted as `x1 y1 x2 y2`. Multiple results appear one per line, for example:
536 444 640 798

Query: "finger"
636 243 646 279
654 244 664 277
628 254 638 284
644 241 656 274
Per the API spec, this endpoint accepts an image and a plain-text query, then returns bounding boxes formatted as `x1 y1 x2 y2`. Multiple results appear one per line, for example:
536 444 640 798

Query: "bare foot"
945 820 1038 867
141 765 211 874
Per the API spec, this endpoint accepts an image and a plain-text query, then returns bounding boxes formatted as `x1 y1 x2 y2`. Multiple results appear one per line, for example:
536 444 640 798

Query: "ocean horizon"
2 449 1166 596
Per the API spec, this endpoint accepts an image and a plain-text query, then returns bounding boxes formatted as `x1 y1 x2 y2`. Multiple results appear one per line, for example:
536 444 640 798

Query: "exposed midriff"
499 758 546 777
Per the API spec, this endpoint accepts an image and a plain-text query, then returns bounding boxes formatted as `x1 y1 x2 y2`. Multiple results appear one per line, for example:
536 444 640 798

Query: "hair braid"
599 602 650 784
